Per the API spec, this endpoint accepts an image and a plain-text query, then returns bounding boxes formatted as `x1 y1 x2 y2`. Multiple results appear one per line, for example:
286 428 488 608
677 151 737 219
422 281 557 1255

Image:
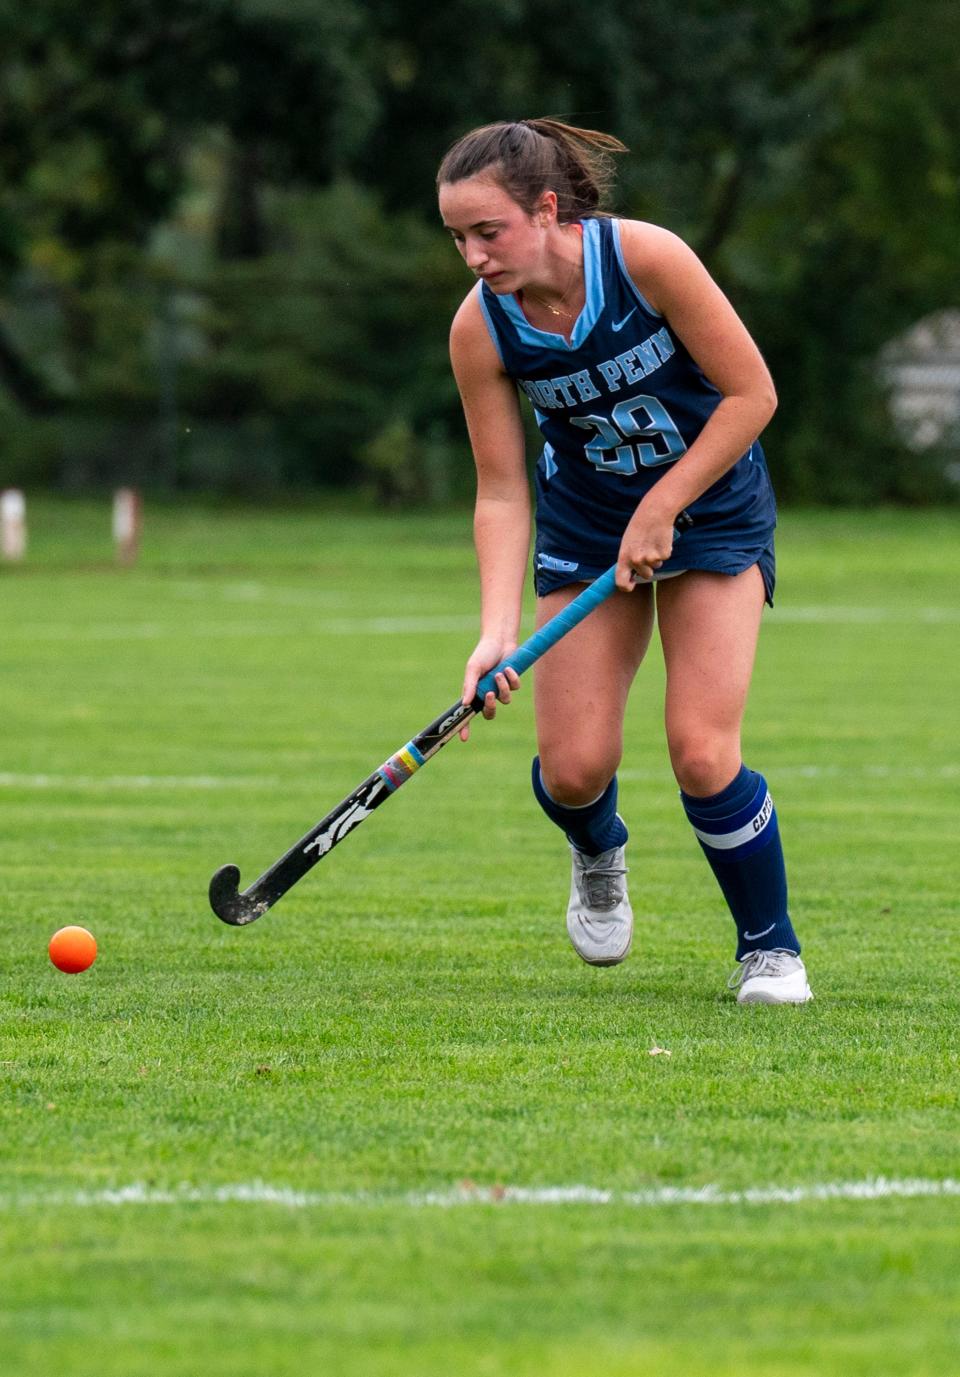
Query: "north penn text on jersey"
517 325 676 412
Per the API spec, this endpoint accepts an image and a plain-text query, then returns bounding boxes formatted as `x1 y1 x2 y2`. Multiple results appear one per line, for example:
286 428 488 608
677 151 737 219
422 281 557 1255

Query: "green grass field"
1 498 959 1375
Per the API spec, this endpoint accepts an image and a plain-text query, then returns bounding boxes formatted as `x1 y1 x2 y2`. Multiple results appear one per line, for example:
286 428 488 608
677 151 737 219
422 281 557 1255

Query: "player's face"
439 173 546 292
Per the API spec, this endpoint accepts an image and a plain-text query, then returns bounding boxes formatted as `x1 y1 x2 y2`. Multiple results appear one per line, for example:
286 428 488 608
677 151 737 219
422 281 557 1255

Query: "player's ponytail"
437 119 627 221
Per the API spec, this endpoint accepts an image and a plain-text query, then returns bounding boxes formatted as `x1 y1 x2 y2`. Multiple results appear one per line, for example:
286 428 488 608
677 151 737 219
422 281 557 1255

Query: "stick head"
209 864 269 926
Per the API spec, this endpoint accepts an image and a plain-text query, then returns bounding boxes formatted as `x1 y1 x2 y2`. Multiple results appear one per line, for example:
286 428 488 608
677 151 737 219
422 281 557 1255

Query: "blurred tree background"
1 0 958 503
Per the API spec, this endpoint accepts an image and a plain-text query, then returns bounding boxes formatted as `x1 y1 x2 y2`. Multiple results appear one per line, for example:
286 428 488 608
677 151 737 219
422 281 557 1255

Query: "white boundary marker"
112 487 142 566
1 488 27 561
2 1177 959 1211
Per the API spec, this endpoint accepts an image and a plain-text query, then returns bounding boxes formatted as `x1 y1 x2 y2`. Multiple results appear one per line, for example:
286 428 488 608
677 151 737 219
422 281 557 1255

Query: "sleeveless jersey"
476 216 777 588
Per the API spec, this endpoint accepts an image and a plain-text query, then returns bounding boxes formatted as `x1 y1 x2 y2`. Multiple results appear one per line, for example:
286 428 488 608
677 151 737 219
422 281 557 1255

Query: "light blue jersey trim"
497 218 605 352
534 413 558 479
536 551 579 573
540 441 558 480
611 219 663 320
475 281 506 366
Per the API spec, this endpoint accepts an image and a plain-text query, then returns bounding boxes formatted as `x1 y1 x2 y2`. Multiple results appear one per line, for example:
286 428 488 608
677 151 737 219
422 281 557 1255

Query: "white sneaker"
566 841 633 966
729 949 813 1004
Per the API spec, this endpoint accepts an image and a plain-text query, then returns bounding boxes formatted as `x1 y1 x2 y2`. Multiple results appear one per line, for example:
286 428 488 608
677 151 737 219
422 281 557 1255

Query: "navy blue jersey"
477 216 777 599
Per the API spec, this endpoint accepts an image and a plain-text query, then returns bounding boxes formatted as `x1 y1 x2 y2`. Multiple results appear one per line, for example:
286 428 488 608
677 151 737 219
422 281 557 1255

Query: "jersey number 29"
570 395 687 473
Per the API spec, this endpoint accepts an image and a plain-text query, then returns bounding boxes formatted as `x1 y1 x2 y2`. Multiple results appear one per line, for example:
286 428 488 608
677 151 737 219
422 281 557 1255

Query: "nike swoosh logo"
611 309 636 333
744 923 776 941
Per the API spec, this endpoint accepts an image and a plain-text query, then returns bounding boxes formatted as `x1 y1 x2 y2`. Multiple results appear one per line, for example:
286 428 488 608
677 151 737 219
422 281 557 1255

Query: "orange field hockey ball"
48 926 98 974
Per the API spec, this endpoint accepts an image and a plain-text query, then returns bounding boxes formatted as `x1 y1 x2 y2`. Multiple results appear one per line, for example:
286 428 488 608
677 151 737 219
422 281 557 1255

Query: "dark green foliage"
0 0 958 501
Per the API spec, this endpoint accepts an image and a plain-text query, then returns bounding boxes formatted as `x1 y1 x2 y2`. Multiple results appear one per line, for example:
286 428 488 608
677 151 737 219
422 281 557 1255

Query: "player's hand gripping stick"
209 513 692 925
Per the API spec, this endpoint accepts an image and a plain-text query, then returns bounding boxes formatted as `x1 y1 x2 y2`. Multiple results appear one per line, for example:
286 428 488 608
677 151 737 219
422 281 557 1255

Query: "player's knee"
669 734 738 797
539 751 618 807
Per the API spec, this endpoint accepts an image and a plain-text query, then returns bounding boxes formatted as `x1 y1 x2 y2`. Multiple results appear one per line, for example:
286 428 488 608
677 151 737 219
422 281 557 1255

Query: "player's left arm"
614 220 778 585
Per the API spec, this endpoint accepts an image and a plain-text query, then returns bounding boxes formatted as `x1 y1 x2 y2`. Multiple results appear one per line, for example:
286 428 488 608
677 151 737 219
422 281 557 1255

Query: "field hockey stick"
209 512 692 926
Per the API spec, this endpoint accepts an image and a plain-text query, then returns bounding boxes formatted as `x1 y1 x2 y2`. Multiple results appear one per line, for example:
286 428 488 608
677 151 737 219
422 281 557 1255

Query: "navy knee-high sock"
681 764 800 960
531 757 628 855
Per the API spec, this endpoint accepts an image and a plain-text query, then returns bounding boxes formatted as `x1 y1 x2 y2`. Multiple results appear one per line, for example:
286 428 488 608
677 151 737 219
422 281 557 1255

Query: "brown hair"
436 118 628 222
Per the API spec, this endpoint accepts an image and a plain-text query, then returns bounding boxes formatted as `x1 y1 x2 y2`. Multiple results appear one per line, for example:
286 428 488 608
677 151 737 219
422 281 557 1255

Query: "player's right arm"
449 288 530 733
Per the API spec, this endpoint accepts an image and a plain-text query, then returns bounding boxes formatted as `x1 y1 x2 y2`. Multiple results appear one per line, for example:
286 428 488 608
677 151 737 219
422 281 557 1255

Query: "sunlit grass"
1 499 958 1375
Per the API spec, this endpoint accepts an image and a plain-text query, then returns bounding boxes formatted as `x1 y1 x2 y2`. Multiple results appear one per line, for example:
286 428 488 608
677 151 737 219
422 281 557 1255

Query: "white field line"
2 1177 959 1211
620 763 960 782
164 582 960 625
771 606 960 624
0 773 281 791
0 616 479 640
317 616 478 635
170 580 348 608
1 764 955 792
164 581 960 626
4 604 960 641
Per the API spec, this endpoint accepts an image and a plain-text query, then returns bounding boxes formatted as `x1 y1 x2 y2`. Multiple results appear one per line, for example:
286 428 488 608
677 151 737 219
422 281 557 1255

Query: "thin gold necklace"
523 260 581 318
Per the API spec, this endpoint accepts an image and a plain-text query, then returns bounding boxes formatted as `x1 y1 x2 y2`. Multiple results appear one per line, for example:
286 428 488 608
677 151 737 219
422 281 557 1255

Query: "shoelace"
578 863 627 911
727 947 792 990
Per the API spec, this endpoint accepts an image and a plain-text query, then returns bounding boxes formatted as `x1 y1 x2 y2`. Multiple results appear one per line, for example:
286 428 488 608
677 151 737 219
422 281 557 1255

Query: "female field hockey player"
438 118 812 1003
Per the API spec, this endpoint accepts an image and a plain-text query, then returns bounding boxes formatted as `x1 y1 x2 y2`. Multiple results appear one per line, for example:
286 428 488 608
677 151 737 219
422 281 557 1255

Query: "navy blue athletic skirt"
532 458 777 605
